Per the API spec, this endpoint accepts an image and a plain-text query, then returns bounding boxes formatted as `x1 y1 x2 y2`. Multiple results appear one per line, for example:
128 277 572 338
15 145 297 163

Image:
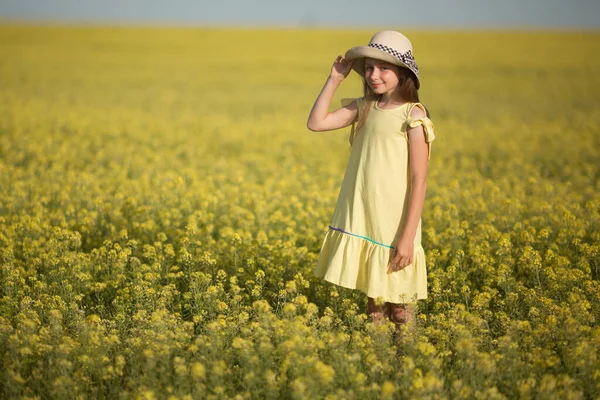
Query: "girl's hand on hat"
388 237 414 272
330 55 355 84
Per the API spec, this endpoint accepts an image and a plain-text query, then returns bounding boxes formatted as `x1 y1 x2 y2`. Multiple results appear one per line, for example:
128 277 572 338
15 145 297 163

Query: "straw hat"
345 31 420 89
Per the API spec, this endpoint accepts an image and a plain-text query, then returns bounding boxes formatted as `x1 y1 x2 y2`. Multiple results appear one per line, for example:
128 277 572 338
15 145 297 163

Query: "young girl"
307 31 435 330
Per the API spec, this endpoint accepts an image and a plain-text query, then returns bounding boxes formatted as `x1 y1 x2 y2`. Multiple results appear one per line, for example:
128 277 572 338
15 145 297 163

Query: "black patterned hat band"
367 43 419 76
344 30 421 89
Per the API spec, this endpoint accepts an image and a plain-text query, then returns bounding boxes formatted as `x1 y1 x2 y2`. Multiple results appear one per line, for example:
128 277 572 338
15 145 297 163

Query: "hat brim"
344 46 420 89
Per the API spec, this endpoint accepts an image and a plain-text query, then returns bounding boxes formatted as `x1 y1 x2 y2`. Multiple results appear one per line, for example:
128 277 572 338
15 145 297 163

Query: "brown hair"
349 67 430 146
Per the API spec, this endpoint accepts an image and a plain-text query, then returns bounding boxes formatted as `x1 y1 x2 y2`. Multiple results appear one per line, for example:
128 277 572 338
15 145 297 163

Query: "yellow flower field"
0 25 599 399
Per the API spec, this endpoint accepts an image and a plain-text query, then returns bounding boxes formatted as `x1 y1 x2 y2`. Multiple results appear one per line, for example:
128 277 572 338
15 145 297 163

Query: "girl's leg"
367 297 389 323
389 303 416 345
389 303 415 325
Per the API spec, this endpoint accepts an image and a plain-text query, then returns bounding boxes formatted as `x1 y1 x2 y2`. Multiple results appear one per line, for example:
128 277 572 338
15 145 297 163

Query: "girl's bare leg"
389 303 416 345
367 297 389 323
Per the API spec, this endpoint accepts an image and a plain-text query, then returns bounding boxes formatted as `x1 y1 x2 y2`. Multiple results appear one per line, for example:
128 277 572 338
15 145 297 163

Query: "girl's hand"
330 56 355 83
388 237 414 272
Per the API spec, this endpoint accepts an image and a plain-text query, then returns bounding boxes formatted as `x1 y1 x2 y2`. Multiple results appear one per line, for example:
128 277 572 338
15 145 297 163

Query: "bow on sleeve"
407 117 436 160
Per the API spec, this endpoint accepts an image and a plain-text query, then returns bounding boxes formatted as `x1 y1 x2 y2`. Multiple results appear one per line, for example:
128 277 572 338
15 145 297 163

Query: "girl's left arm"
389 106 430 272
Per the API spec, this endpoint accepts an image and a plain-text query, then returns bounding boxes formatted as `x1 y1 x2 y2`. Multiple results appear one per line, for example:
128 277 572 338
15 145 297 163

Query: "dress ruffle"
314 228 428 303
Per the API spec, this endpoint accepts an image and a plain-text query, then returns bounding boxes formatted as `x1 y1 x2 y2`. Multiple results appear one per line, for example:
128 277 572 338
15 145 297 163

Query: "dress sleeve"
341 97 364 111
407 109 436 160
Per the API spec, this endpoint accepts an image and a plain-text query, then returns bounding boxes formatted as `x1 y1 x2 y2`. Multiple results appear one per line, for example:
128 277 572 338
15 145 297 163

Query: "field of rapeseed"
0 25 599 399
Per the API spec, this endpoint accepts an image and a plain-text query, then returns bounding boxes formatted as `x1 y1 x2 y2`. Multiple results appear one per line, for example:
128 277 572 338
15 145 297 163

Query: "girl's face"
364 58 401 97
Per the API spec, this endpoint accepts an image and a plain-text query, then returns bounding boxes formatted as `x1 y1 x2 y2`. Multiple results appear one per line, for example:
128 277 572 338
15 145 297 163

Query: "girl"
307 31 435 332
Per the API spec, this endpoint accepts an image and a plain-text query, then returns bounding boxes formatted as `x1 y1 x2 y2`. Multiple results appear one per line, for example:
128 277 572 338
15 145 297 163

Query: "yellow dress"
314 98 435 303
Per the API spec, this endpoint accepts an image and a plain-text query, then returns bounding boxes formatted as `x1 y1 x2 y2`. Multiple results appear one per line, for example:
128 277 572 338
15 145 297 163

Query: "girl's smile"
364 57 401 98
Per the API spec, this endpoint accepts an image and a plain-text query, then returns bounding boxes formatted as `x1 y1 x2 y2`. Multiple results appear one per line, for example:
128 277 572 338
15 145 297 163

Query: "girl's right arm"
307 56 358 132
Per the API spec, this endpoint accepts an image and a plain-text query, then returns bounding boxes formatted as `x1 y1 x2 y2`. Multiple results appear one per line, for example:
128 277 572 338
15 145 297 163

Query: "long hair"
349 67 429 146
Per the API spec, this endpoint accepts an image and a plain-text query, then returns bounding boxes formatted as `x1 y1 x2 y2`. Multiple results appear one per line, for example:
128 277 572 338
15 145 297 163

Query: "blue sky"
0 0 599 28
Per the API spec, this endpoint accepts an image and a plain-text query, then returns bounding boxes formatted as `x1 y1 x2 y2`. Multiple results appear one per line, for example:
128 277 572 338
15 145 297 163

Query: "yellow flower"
380 381 396 399
285 280 297 295
290 378 306 396
232 337 250 350
86 314 101 324
217 301 229 312
212 360 227 377
355 373 367 385
191 362 206 380
305 303 319 319
138 390 157 400
264 369 277 386
283 303 297 317
252 300 272 314
313 360 335 385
